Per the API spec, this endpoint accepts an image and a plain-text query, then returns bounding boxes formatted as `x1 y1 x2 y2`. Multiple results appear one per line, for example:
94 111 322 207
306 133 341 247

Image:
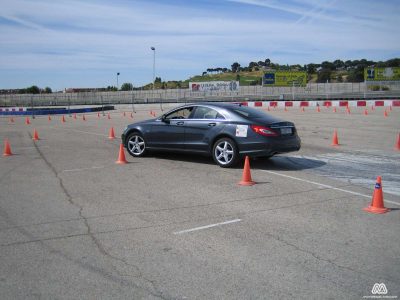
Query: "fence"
1 82 400 107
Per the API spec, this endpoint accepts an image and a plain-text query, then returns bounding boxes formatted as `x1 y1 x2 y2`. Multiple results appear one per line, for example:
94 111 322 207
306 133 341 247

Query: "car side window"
165 107 193 120
192 107 225 120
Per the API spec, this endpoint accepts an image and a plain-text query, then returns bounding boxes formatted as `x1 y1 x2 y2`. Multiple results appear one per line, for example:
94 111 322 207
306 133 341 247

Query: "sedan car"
121 102 301 167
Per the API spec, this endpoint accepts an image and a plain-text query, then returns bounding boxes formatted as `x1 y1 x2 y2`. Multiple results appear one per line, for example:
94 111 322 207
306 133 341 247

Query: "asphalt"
0 104 399 299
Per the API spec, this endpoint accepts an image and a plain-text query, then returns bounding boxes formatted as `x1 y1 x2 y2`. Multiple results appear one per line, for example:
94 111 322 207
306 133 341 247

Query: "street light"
116 72 120 90
151 46 162 111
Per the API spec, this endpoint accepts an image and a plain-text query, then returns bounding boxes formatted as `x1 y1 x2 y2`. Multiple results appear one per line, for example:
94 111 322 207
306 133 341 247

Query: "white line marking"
173 219 242 235
259 170 400 206
62 166 105 173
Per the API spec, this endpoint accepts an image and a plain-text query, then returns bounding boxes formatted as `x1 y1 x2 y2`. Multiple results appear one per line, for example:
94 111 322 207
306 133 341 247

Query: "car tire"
212 137 239 168
126 132 147 157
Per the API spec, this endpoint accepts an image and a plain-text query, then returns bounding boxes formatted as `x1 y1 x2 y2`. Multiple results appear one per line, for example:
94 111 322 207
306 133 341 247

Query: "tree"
155 77 162 83
231 62 240 73
264 58 271 66
44 87 52 93
106 86 118 91
120 83 133 91
26 85 40 94
317 69 331 83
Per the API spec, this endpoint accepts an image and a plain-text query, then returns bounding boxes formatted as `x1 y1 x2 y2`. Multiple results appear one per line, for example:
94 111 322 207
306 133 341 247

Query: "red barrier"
324 101 332 107
375 101 384 106
254 101 262 107
270 101 278 107
285 102 293 107
241 102 248 106
357 101 366 106
339 101 348 107
300 101 309 107
392 100 400 106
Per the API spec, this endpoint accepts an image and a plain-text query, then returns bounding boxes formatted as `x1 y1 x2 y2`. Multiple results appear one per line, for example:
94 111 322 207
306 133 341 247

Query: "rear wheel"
212 137 239 168
126 132 147 157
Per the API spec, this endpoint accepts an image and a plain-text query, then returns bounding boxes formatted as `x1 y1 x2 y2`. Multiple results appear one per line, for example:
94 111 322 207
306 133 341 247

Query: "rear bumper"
238 135 301 157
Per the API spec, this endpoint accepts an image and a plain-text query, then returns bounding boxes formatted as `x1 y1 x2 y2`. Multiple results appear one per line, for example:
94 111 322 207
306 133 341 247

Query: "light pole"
116 72 120 90
151 46 162 111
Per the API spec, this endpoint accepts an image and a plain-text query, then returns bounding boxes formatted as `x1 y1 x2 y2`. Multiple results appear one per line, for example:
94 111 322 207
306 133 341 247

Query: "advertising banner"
263 71 307 86
189 81 239 92
364 67 400 81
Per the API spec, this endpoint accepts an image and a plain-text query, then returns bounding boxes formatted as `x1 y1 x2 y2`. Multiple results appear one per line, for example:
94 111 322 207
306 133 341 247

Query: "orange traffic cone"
25 117 31 125
384 110 388 117
97 112 100 118
73 113 77 119
238 156 255 186
108 113 111 120
61 115 66 123
363 176 390 214
123 111 126 117
284 107 288 112
389 105 392 111
3 139 13 156
331 129 339 146
301 107 305 112
317 106 321 112
371 105 375 111
346 107 351 114
48 115 51 121
130 112 133 118
150 110 153 116
333 107 337 113
116 144 128 164
364 109 368 115
82 114 86 121
32 129 39 141
108 127 115 139
9 117 15 123
395 133 400 151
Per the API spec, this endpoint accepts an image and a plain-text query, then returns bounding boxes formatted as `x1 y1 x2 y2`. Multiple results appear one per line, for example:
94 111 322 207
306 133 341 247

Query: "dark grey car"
121 102 301 167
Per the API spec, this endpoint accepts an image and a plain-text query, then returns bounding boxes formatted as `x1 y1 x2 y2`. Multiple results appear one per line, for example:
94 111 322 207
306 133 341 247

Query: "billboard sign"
189 81 239 92
263 71 307 87
364 67 400 81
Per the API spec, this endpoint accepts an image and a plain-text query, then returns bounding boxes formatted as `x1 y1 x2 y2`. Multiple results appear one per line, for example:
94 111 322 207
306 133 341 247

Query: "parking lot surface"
1 104 399 299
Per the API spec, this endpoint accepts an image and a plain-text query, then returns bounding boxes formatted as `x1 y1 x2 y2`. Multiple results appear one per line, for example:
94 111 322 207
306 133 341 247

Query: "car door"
184 106 226 152
148 106 194 150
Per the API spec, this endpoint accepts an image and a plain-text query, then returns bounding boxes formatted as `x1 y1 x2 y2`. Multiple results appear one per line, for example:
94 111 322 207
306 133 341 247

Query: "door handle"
208 123 216 127
176 121 184 126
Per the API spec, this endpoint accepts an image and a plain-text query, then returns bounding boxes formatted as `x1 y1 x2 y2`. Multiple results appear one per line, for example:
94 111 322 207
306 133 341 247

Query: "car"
121 102 301 167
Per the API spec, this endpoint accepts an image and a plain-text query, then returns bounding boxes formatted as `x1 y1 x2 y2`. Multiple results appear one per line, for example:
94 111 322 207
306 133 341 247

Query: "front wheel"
126 132 147 157
212 138 239 168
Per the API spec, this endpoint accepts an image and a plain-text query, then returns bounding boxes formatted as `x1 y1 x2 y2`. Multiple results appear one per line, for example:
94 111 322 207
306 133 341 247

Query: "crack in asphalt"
29 133 173 300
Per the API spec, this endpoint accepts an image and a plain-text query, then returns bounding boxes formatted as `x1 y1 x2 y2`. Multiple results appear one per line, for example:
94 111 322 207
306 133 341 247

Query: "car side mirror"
161 115 170 124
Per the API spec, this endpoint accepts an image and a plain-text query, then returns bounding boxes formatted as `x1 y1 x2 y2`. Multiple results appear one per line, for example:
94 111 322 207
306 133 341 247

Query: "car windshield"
228 105 269 120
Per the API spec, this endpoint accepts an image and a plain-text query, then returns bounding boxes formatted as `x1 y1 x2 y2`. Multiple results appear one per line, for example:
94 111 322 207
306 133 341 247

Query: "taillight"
251 125 278 137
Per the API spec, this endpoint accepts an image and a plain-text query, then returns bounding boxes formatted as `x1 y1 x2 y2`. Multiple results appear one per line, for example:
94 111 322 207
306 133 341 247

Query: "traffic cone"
82 114 86 121
333 107 337 113
108 127 115 139
123 111 126 117
116 144 128 164
48 115 51 121
346 107 351 114
331 129 339 146
32 129 39 141
150 110 153 116
389 105 392 111
395 133 400 151
9 117 15 123
363 176 390 214
108 113 111 119
61 115 66 123
384 110 388 117
130 112 133 118
267 106 270 111
3 139 13 156
97 112 100 118
301 107 305 112
317 106 320 112
284 106 288 112
238 156 255 186
25 117 31 125
364 109 368 115
371 105 375 111
73 113 77 119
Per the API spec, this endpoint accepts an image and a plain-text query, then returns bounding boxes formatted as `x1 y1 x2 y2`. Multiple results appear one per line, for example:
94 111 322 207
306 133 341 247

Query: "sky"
0 0 399 90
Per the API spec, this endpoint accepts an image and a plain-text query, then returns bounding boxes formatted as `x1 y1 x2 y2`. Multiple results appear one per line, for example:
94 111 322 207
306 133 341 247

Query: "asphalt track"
0 104 399 299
